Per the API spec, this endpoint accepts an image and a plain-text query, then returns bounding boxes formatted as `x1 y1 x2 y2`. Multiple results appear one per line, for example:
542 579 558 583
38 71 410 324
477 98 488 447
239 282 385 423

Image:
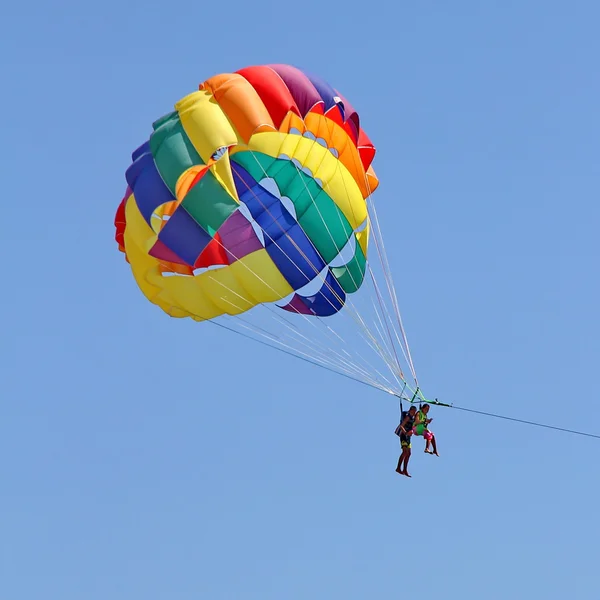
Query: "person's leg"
402 448 412 477
396 448 406 473
397 436 412 475
396 436 408 473
423 430 433 453
430 432 439 456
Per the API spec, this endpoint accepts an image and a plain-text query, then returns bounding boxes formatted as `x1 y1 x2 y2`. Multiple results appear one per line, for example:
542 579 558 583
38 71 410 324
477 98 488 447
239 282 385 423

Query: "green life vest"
414 410 428 435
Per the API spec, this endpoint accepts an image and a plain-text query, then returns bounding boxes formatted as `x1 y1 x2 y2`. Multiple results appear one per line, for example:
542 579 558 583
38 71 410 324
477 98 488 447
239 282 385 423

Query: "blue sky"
2 1 600 598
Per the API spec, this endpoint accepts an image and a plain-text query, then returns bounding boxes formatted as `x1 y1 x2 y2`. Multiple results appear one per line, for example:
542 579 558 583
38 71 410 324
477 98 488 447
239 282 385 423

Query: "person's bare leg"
431 434 439 456
402 449 412 477
396 449 406 473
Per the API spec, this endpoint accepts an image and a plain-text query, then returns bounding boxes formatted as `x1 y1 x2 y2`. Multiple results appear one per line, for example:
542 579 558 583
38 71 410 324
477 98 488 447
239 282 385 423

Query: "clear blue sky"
2 1 599 598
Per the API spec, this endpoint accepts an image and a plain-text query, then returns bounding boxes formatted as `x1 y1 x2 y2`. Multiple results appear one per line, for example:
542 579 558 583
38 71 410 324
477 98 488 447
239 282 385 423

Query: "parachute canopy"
115 64 423 400
115 64 379 322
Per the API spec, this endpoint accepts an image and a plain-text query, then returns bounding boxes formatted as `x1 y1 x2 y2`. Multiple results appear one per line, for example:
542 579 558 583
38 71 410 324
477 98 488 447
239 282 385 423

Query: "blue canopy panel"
156 207 212 266
235 166 327 291
126 140 213 267
125 140 176 227
279 269 346 317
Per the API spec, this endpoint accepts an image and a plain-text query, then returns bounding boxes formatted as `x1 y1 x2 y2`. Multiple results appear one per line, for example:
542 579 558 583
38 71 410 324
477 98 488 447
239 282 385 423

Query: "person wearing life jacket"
412 404 439 456
395 405 417 477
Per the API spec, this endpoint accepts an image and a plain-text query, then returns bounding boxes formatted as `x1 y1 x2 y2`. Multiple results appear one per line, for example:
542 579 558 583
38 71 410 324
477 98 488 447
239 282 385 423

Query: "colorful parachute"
114 64 379 321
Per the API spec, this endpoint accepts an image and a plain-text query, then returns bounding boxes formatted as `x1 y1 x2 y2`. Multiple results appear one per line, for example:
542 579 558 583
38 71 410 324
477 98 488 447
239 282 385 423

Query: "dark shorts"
400 433 411 449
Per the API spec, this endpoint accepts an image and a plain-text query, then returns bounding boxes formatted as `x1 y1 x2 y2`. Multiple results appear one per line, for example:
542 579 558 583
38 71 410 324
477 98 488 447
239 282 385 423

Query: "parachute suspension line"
228 158 402 388
368 298 406 388
260 291 387 381
245 132 408 389
367 267 405 382
168 144 420 400
233 150 407 391
367 194 419 387
343 135 418 387
367 202 414 378
160 188 391 391
262 307 361 372
321 132 409 388
367 215 418 389
364 217 419 393
222 313 392 391
208 318 398 396
260 298 397 391
222 307 352 378
368 285 413 386
181 269 392 390
257 309 393 389
164 155 401 392
160 124 408 397
222 283 393 392
261 305 397 390
398 381 408 415
200 275 381 386
362 237 413 382
327 138 404 384
315 117 408 385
